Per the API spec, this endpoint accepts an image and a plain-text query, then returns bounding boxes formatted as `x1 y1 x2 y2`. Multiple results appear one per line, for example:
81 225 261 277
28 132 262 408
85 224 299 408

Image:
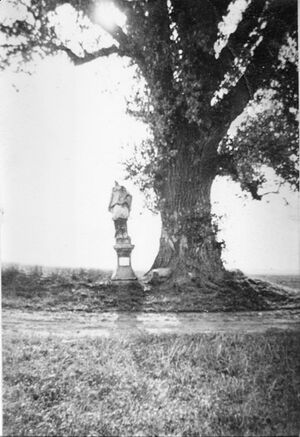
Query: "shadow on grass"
98 281 146 312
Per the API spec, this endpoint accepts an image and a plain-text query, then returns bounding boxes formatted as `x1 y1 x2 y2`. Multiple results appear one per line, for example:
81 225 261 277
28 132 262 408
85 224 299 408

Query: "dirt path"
2 308 300 338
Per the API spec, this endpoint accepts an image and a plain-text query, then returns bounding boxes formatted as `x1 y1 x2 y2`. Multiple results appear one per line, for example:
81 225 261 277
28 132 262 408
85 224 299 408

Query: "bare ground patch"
2 308 300 338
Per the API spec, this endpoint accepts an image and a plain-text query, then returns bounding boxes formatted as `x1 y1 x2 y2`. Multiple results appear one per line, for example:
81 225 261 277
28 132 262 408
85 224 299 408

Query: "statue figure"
108 181 136 281
108 181 132 242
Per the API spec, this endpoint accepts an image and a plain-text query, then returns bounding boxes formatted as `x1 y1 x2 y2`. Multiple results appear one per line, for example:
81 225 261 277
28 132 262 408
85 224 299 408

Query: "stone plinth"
112 242 137 281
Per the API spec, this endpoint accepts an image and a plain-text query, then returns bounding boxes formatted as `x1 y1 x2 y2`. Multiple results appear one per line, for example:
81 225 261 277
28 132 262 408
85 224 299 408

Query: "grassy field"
253 274 300 291
3 331 300 436
2 264 300 312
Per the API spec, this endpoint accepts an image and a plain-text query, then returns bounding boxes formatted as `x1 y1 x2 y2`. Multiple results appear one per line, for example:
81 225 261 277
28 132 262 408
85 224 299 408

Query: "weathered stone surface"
108 182 136 281
144 268 172 284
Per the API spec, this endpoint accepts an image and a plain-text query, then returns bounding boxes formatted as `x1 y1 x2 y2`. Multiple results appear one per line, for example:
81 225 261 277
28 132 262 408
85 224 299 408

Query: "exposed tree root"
142 269 300 312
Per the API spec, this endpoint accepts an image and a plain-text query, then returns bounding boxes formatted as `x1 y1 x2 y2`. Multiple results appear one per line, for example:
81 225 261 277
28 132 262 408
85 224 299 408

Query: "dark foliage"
1 0 298 276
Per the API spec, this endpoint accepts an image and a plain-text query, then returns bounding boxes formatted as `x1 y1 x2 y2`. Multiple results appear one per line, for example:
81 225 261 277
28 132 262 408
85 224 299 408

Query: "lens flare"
94 1 126 31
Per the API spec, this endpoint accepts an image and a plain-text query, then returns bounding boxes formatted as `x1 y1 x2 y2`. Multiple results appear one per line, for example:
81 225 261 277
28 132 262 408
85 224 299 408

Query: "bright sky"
0 52 299 274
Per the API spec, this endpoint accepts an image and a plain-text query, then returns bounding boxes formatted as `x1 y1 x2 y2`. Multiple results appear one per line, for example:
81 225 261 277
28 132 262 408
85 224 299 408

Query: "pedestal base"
111 242 137 281
111 265 137 281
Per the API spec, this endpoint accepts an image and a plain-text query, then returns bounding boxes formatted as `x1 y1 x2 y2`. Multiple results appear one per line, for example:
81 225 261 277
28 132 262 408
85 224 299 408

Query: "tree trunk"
151 126 224 282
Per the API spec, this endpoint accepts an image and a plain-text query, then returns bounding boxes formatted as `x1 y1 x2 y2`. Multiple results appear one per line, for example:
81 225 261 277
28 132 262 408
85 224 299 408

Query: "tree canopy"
1 0 298 196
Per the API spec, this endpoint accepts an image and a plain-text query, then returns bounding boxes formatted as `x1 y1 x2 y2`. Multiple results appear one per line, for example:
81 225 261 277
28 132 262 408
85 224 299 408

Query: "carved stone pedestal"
112 242 137 281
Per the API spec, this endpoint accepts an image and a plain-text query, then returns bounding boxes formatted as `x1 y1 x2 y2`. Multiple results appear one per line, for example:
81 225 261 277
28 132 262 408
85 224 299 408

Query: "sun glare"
94 1 126 31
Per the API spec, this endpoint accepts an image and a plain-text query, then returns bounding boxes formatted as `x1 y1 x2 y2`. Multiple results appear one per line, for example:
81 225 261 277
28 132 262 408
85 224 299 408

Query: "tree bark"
151 124 225 282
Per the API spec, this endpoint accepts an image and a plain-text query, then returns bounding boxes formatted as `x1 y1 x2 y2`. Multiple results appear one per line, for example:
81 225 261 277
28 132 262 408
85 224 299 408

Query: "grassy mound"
2 264 300 312
3 331 300 436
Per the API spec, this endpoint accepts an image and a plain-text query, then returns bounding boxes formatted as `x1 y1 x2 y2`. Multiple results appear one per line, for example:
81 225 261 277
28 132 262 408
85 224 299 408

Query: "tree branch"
217 0 297 98
215 74 251 130
260 181 284 198
217 0 265 69
54 44 121 65
98 23 129 48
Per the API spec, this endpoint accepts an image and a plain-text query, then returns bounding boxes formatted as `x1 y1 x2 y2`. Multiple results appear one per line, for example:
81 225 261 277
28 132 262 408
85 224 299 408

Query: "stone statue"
108 181 132 242
108 181 136 281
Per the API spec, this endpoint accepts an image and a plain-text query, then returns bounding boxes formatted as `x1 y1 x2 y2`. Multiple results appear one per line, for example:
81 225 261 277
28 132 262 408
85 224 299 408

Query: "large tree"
1 0 298 284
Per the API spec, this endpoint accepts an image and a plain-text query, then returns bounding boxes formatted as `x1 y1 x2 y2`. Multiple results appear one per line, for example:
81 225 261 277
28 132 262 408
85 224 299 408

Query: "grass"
2 264 300 312
3 331 300 436
253 274 300 290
